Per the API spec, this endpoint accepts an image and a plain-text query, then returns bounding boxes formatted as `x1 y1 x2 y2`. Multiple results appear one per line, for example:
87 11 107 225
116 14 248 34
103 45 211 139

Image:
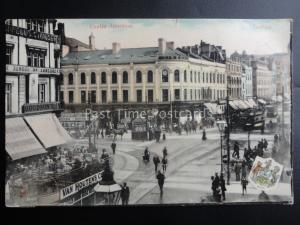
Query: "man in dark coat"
241 177 248 195
220 174 226 201
111 141 116 155
153 155 160 172
162 147 168 158
156 170 165 195
161 156 168 173
202 129 207 141
121 182 130 205
233 141 240 159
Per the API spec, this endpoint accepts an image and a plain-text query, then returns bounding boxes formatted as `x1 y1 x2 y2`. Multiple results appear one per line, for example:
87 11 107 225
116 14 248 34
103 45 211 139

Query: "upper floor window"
101 72 106 84
162 69 168 82
112 71 117 84
174 70 180 82
190 71 193 82
81 73 86 84
136 71 142 83
5 19 13 25
184 70 187 82
147 70 153 83
123 71 128 83
6 45 13 64
26 19 45 32
27 48 46 67
68 73 73 85
91 72 96 84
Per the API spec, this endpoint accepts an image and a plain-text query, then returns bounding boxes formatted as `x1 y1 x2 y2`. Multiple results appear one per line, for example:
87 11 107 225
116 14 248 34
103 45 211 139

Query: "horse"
111 128 127 140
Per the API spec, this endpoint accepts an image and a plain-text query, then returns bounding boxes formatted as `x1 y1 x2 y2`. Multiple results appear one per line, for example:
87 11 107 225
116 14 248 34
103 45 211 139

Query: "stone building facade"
60 37 227 112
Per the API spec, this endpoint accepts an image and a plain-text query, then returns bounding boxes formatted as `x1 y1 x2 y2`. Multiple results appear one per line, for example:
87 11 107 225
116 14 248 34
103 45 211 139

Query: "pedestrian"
241 177 248 195
162 147 168 158
161 156 168 173
101 130 104 139
121 182 130 205
143 147 150 162
220 174 226 201
232 141 240 159
211 176 216 197
241 161 247 178
111 141 116 155
263 139 268 150
162 133 166 141
96 129 100 139
234 163 241 181
153 155 160 173
156 170 165 195
202 129 207 141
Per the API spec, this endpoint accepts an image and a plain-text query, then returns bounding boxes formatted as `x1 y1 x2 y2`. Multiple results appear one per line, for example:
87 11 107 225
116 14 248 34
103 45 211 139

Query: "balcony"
22 102 64 114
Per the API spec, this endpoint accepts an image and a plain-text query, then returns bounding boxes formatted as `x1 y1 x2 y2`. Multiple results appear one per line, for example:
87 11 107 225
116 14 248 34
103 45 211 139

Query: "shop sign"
60 171 102 200
6 64 61 75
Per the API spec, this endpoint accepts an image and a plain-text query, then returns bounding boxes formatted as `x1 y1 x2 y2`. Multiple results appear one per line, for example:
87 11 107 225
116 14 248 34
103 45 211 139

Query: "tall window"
91 90 96 103
147 89 153 102
190 71 193 82
27 48 46 67
68 73 73 85
101 72 106 84
112 90 118 102
112 71 117 84
101 90 107 103
190 89 193 100
184 89 187 100
209 73 212 83
162 69 168 82
123 90 128 103
174 70 180 82
38 83 46 103
136 71 142 83
123 71 128 83
198 72 201 83
206 73 208 83
136 90 142 102
69 91 74 103
91 72 96 84
147 71 153 83
184 70 187 82
174 89 180 100
194 71 197 83
81 73 86 84
203 72 205 83
162 89 169 102
5 83 12 113
81 91 86 103
6 45 13 64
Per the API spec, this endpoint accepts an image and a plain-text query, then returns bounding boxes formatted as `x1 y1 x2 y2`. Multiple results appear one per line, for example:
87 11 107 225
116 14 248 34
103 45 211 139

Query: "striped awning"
5 117 46 160
24 113 73 149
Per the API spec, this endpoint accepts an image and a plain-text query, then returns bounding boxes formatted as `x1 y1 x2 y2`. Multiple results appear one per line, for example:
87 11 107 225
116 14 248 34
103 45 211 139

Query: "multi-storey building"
60 36 227 119
226 54 242 100
241 63 253 99
5 19 71 162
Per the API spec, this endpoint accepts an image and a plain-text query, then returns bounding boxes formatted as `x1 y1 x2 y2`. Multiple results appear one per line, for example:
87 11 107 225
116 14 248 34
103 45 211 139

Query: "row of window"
66 70 226 85
64 88 226 104
26 19 46 32
227 76 242 85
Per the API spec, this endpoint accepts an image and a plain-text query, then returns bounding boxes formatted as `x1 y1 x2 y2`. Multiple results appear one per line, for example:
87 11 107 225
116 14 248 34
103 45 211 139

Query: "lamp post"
217 120 227 175
93 157 122 205
245 123 253 151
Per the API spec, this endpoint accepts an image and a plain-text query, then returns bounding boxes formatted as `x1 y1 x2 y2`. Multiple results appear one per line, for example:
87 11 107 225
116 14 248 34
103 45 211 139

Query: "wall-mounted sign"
60 171 102 200
6 64 60 75
6 24 61 44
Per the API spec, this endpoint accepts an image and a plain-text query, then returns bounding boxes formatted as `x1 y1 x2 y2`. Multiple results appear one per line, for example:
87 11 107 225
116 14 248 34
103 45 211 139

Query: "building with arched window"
60 37 227 113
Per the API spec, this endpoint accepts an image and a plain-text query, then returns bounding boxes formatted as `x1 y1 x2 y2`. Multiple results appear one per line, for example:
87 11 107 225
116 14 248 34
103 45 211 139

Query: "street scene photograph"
5 19 293 206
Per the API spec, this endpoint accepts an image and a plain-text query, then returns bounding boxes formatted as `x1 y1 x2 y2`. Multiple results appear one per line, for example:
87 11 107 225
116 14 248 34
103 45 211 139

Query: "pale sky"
58 19 291 56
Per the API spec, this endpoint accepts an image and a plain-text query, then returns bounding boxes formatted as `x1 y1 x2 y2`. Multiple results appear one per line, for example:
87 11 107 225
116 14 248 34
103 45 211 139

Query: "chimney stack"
89 33 95 50
166 41 174 50
158 38 166 54
112 42 121 54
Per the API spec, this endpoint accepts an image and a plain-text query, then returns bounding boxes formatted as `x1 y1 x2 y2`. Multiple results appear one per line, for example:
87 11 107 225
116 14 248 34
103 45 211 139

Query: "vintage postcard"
5 19 293 206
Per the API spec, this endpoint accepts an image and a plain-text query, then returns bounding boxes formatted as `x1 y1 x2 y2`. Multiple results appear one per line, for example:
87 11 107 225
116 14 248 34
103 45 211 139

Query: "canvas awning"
204 103 223 114
246 99 257 108
5 117 47 161
24 113 73 149
94 183 122 193
258 99 267 105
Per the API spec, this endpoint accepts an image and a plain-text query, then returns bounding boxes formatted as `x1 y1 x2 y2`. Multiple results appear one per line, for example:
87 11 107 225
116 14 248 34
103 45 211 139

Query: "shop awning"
258 99 267 105
204 103 223 114
5 117 47 161
24 113 73 149
247 99 257 107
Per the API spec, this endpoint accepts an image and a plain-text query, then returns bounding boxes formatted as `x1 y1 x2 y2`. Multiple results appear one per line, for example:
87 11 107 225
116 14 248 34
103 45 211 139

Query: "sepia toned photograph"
5 19 293 206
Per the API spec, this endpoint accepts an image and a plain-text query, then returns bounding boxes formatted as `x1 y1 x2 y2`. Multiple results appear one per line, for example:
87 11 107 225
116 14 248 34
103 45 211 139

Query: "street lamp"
245 123 253 151
216 120 227 175
93 159 122 205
